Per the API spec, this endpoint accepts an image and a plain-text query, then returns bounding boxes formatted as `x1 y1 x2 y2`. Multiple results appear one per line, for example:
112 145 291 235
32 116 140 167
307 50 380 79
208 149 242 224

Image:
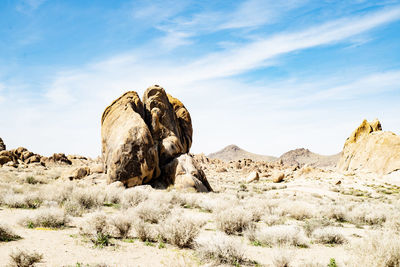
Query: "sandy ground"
1 159 400 267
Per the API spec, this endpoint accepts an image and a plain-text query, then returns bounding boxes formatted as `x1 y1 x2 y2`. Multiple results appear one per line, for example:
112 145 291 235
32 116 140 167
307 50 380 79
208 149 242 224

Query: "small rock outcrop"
101 85 212 192
338 119 400 175
0 138 5 151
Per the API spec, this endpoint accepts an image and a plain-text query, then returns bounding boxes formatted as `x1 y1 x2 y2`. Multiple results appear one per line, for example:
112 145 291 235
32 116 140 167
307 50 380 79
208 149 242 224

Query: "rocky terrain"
208 145 277 162
278 148 341 169
1 87 400 267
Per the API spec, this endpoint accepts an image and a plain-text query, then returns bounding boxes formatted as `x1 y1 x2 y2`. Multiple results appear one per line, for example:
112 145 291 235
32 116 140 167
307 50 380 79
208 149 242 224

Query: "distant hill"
208 145 277 162
278 148 341 168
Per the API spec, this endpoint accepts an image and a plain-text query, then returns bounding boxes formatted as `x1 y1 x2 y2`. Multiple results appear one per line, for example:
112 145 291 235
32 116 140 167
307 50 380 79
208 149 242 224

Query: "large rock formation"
338 119 400 175
101 85 211 192
101 91 159 187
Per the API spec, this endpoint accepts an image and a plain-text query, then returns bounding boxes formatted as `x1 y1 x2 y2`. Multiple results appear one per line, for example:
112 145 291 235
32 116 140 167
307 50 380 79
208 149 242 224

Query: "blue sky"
1 0 400 157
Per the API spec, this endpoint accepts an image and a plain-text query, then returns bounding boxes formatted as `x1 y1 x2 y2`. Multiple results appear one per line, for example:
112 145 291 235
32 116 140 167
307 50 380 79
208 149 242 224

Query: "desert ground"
1 152 400 267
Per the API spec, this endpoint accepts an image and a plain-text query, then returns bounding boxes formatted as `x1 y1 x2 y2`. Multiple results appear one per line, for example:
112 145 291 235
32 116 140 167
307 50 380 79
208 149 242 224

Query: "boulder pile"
101 85 212 192
338 119 400 175
0 138 5 151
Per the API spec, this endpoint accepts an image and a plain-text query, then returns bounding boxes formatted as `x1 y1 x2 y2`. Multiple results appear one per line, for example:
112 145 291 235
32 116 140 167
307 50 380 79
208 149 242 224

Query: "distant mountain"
208 145 277 162
278 148 341 168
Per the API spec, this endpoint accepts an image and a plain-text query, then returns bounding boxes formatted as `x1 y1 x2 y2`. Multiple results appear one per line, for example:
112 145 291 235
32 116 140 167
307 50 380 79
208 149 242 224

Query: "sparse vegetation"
0 224 21 242
160 214 202 248
215 206 254 235
20 208 69 228
9 249 43 267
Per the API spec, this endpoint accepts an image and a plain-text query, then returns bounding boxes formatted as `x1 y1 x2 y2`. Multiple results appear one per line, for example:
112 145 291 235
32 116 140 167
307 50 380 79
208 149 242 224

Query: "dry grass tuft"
349 231 400 267
0 224 21 242
160 214 203 248
247 225 308 247
9 249 43 267
312 227 347 245
121 187 148 208
134 201 170 224
20 208 69 228
109 213 132 238
196 232 248 265
215 206 254 235
132 219 157 242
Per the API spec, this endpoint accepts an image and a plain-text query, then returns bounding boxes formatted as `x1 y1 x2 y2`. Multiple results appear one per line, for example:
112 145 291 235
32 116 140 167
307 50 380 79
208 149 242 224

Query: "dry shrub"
79 212 111 247
134 201 170 224
280 201 317 220
2 192 43 209
195 232 248 265
312 227 347 244
302 218 332 237
132 219 157 242
121 187 148 208
215 206 254 235
20 208 69 228
247 225 308 247
9 249 43 267
272 249 294 267
262 214 285 226
349 231 400 267
70 187 104 210
109 213 132 238
160 213 203 248
324 205 347 222
346 203 387 226
0 224 21 242
105 184 124 205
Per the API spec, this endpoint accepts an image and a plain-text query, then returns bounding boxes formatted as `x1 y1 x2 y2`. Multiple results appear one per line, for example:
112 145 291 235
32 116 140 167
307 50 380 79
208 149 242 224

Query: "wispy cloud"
16 0 46 14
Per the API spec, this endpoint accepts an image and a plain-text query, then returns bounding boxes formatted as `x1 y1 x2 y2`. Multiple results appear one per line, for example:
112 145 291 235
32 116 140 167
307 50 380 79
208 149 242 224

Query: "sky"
1 0 400 158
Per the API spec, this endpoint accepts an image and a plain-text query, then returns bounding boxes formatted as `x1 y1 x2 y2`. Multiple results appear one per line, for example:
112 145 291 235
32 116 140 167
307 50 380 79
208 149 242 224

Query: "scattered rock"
338 119 400 175
246 171 259 183
0 138 5 151
272 172 285 183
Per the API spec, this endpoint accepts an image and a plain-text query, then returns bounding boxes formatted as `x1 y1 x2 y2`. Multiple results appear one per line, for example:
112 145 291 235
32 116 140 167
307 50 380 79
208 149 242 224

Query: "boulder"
101 91 159 187
0 155 12 165
42 153 72 166
272 172 285 183
70 167 91 180
338 119 400 175
0 138 5 151
25 155 41 164
160 154 212 192
246 171 259 183
101 86 211 192
143 85 189 165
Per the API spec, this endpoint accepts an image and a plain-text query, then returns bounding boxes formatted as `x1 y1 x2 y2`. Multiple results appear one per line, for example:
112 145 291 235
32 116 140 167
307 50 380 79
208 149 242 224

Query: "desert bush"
132 219 157 242
195 232 248 265
3 192 43 209
247 225 308 247
79 212 111 247
159 214 202 248
121 187 148 208
70 187 104 210
262 214 285 226
280 201 317 220
9 249 43 267
346 204 386 226
134 201 170 224
272 249 294 267
312 227 347 245
20 208 69 228
324 205 347 222
109 214 132 238
0 224 21 242
215 206 254 235
302 218 332 237
349 231 400 267
105 185 124 205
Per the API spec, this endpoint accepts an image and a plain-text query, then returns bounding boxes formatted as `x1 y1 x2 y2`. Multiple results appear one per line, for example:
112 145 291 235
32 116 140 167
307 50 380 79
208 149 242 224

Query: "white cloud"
2 6 400 157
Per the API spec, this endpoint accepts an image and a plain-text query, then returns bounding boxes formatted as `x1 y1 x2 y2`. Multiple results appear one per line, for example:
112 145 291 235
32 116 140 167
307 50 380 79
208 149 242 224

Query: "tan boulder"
246 171 259 183
143 85 189 165
338 119 400 175
272 172 285 183
0 156 12 165
0 138 5 151
159 154 212 192
71 167 91 180
167 93 193 152
41 153 72 166
101 91 159 187
25 155 41 164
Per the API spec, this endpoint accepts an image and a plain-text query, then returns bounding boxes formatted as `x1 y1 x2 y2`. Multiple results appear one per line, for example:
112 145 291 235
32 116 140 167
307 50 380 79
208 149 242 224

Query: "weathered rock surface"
338 119 400 175
0 138 5 151
143 85 189 165
246 171 259 183
159 154 212 192
101 86 211 192
101 91 158 187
